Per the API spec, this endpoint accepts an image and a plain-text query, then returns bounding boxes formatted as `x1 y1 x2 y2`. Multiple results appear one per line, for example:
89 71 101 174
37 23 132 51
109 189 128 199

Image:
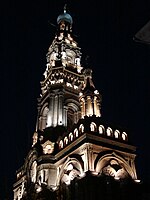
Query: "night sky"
1 0 150 199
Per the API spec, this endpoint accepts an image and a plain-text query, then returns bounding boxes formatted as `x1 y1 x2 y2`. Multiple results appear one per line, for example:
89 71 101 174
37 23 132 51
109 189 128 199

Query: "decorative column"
87 144 94 171
81 97 85 118
53 95 58 127
47 94 54 127
58 92 63 125
63 106 68 127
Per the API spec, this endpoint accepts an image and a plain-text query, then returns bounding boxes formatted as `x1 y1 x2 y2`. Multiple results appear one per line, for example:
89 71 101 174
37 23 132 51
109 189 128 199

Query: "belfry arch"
95 152 137 180
39 103 49 131
65 99 80 129
57 157 84 186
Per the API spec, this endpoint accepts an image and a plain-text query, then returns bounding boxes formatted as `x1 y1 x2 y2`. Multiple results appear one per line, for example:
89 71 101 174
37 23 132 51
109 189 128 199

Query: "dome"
57 12 73 24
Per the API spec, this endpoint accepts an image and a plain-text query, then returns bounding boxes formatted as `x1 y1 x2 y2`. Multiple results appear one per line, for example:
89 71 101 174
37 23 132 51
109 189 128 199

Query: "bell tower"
13 6 141 200
37 5 84 131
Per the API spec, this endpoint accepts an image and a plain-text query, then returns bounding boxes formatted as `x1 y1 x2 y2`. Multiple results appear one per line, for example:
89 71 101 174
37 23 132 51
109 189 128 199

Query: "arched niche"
74 128 79 138
90 122 97 132
65 99 80 129
95 152 137 180
39 103 49 131
79 124 84 133
114 129 120 139
122 132 128 141
24 149 38 183
99 125 105 134
57 157 84 186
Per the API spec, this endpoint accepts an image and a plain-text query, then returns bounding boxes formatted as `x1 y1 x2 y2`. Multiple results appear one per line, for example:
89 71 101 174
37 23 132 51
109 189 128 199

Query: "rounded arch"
65 99 80 128
24 149 38 183
122 132 128 141
40 102 49 116
106 127 113 136
114 129 120 138
90 122 97 132
65 99 80 111
99 125 105 134
74 128 79 138
57 157 84 186
79 124 84 133
39 103 49 130
95 152 137 180
69 132 73 142
24 149 38 171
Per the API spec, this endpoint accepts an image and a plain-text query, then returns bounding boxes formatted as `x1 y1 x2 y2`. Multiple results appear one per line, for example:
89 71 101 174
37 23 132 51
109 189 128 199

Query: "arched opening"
64 136 69 145
95 153 136 180
114 130 120 139
67 107 75 130
122 132 128 141
69 132 73 142
79 124 84 133
90 122 97 132
58 158 84 186
39 106 49 131
101 159 129 179
65 99 80 130
74 128 79 138
99 125 105 134
59 140 63 149
106 127 113 136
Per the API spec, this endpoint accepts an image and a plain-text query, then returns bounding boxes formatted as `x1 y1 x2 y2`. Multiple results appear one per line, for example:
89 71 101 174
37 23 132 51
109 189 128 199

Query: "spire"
42 5 82 83
64 4 67 13
38 6 83 130
83 69 95 94
79 68 102 118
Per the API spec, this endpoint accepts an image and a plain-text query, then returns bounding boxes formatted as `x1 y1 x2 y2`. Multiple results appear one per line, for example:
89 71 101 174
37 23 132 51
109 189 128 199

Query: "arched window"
90 122 97 132
122 132 128 141
40 106 49 130
114 130 120 138
64 137 68 145
74 128 79 137
106 127 113 136
59 140 63 149
79 124 84 133
69 132 73 142
66 101 79 129
99 125 105 134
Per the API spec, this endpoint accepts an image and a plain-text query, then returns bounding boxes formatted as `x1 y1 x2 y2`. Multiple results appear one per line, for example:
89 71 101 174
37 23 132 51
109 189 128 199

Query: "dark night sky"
1 0 150 199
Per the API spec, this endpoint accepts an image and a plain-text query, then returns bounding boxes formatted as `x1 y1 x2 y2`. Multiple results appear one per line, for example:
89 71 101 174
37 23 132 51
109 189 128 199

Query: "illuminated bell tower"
13 6 141 200
37 5 84 130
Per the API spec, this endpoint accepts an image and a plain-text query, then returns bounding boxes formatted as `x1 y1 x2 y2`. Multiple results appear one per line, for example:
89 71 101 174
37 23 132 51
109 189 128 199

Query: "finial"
64 4 67 13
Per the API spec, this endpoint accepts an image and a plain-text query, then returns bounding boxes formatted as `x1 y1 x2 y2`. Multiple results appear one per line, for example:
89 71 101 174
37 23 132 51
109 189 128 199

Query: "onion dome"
57 5 73 25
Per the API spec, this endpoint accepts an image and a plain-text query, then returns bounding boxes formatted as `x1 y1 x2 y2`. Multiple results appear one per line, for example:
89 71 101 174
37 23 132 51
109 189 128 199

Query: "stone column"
58 92 63 125
80 97 85 118
53 95 58 127
47 94 54 127
87 144 94 171
63 106 68 127
94 96 97 116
